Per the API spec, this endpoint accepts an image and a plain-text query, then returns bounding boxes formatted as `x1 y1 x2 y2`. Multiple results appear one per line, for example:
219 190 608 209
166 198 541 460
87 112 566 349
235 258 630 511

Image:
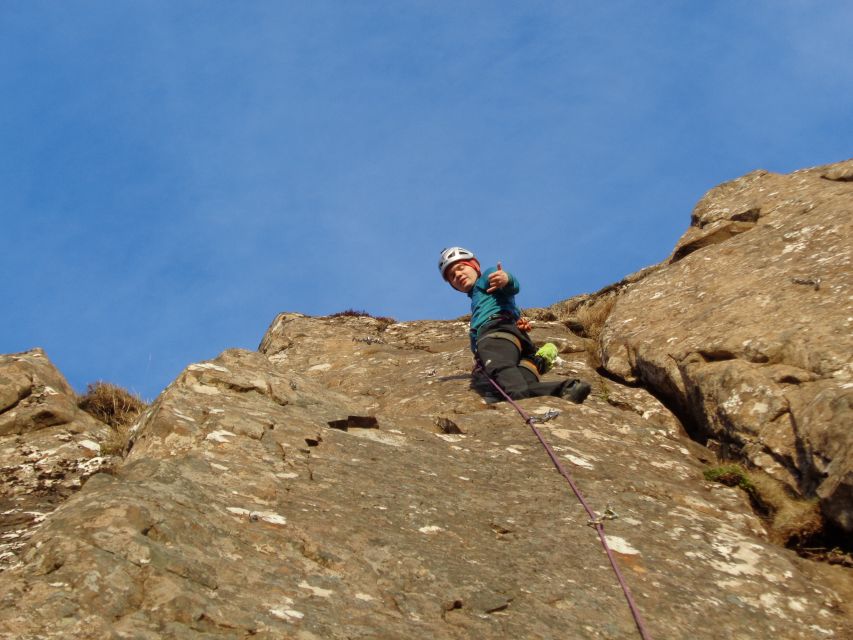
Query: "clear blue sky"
2 2 851 401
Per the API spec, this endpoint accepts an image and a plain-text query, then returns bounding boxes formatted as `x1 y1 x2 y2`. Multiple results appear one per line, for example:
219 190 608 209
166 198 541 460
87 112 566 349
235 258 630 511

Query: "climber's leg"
476 336 531 399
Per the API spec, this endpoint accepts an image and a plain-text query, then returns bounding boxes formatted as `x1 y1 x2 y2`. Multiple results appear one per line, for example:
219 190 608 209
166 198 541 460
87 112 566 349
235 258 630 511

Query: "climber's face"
446 262 478 293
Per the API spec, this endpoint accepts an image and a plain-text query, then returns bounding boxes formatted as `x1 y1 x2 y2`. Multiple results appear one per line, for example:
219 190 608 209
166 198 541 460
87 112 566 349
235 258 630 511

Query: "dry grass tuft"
573 294 617 343
568 294 617 370
329 309 396 327
78 381 147 428
748 472 823 546
78 382 147 456
521 307 557 321
704 463 823 546
329 309 373 318
330 309 396 322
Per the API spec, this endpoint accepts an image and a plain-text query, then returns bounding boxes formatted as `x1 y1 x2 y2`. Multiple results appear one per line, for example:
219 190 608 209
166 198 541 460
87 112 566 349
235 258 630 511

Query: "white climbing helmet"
438 246 476 279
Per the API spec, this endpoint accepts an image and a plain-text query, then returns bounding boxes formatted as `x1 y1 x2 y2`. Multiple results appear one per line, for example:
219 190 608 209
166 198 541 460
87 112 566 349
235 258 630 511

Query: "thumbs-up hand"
486 261 509 293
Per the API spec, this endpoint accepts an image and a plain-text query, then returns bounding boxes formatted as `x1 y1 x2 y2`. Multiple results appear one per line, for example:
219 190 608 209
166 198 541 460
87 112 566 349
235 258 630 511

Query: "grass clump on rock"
704 463 823 548
703 464 755 492
574 294 617 343
329 309 373 318
329 309 396 325
78 381 146 428
78 381 147 456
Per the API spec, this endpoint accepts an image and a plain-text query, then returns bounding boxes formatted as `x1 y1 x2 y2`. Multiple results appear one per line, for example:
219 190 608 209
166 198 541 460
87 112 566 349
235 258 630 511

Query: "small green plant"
704 464 755 492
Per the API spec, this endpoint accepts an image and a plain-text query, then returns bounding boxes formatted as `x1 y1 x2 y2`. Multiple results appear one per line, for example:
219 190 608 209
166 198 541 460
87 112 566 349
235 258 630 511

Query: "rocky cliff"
0 160 851 639
559 159 853 538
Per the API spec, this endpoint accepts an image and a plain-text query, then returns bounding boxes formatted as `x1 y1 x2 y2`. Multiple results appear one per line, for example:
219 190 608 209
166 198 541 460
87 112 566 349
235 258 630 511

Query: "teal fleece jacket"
467 266 521 351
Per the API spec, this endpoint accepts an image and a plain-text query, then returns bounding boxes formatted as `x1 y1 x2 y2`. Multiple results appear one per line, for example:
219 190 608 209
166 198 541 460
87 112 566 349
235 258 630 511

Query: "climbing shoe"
482 392 502 405
560 379 591 404
534 343 559 374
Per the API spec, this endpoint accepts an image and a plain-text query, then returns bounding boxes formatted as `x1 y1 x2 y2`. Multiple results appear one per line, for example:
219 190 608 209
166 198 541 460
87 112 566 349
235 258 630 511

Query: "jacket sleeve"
505 271 520 295
483 266 520 295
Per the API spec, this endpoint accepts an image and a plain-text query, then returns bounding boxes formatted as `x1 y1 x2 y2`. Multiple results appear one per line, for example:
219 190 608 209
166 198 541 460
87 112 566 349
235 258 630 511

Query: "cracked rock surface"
0 349 112 573
586 159 852 534
0 316 851 639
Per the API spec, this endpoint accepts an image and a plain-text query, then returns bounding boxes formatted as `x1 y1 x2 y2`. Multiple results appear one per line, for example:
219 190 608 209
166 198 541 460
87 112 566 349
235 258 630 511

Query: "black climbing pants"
475 334 565 400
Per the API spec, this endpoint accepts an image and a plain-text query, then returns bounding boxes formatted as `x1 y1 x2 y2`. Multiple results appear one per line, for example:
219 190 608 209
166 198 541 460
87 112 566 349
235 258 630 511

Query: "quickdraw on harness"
474 360 653 640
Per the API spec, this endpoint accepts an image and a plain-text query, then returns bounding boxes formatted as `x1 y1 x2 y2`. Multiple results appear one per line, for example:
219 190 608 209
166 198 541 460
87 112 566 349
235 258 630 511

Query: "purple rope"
477 365 653 640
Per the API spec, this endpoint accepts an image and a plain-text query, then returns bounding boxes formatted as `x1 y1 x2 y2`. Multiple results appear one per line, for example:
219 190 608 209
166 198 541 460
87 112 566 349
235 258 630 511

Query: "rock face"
0 160 851 638
591 160 852 535
0 349 112 573
0 317 851 639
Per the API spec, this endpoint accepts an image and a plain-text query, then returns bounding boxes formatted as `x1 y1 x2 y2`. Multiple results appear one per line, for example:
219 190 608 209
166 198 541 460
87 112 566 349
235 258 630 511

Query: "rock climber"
438 246 591 404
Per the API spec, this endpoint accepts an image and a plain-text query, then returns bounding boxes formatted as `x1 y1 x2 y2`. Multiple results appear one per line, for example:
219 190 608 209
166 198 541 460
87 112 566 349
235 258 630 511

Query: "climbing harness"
475 363 653 640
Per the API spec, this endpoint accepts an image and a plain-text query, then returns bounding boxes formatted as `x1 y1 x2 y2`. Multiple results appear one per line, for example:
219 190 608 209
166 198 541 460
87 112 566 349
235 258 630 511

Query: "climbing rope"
476 364 653 640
